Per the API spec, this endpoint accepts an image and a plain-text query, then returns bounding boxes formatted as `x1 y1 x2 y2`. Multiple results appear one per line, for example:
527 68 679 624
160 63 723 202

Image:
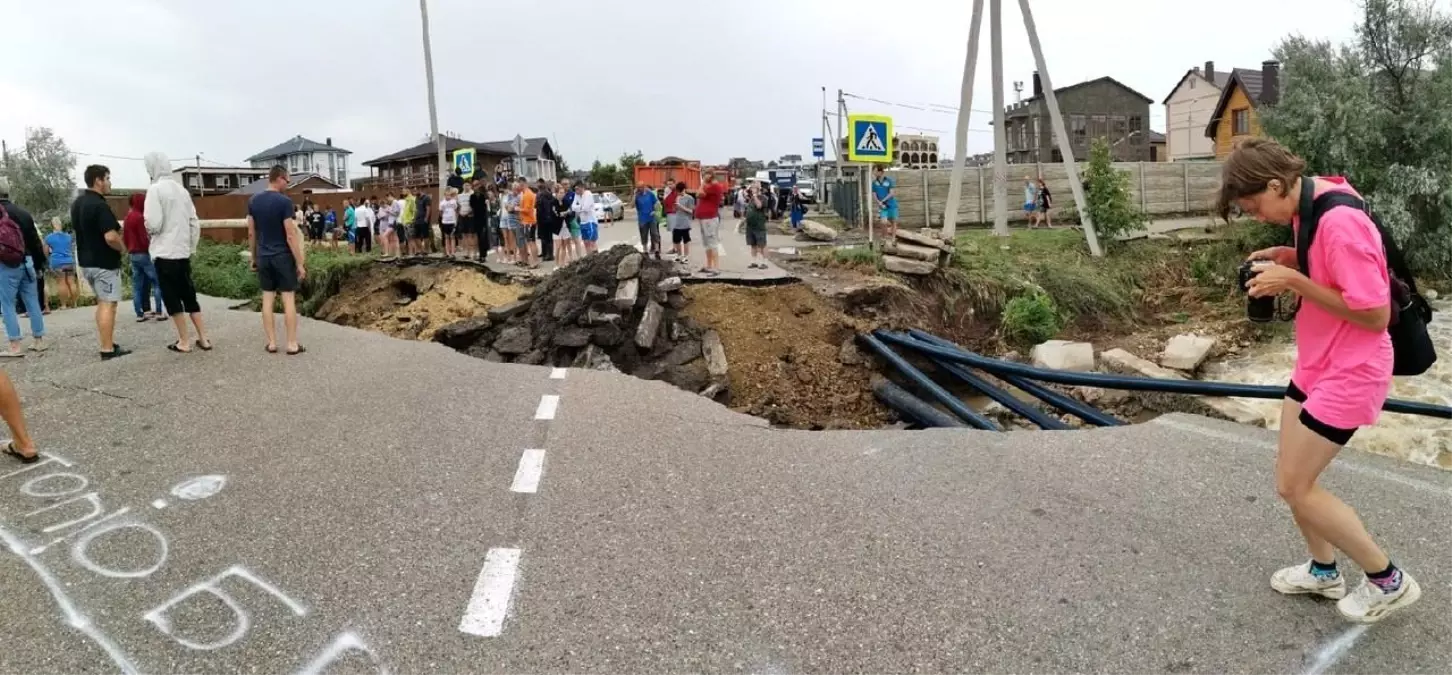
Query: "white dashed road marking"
534 395 559 420
510 450 547 494
459 548 522 637
549 367 567 380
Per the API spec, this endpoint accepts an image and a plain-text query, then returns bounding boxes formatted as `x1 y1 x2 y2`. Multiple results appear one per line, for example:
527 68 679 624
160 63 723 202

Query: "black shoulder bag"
1295 177 1436 376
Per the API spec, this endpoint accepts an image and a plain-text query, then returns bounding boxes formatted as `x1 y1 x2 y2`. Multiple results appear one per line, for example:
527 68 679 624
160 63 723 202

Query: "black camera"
1238 260 1276 322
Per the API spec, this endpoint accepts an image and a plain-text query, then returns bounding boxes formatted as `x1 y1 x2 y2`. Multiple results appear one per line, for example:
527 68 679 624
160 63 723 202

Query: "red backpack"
0 205 26 267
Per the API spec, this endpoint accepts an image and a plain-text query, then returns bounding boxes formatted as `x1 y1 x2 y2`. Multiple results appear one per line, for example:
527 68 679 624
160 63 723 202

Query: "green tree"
1260 0 1452 277
618 151 643 184
555 154 572 178
1081 137 1146 242
4 127 76 218
588 160 623 186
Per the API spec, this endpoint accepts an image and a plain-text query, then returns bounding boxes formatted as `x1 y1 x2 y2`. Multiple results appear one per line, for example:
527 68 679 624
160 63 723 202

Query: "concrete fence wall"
890 161 1224 227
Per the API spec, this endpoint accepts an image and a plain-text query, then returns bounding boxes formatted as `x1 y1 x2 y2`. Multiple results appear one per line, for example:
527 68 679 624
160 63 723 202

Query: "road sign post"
454 147 477 180
847 114 894 248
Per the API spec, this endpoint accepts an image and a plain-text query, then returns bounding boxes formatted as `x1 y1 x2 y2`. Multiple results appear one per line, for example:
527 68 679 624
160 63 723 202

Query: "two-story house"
1162 61 1236 161
1000 74 1153 165
1203 61 1281 159
359 135 558 192
246 136 352 187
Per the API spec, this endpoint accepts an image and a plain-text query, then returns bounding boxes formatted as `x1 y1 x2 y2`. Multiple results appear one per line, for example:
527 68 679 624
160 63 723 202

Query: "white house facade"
1163 62 1228 162
246 136 351 186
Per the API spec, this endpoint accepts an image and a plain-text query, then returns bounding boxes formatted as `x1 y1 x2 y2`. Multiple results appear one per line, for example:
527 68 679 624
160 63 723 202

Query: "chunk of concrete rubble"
702 329 729 377
883 241 939 262
616 252 643 280
882 254 937 275
554 328 592 348
1161 334 1217 371
1099 348 1263 424
613 278 639 309
838 336 865 366
657 276 683 292
493 326 533 355
635 301 665 349
487 299 532 322
1031 340 1096 372
583 284 610 300
894 229 955 252
798 220 839 242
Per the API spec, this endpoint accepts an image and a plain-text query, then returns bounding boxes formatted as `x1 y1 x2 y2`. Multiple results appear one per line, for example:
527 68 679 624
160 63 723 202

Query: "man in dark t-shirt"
247 166 307 355
413 191 433 255
71 165 130 358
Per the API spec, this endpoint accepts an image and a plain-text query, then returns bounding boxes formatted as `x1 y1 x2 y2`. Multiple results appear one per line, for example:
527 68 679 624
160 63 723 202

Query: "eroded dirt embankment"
318 253 891 429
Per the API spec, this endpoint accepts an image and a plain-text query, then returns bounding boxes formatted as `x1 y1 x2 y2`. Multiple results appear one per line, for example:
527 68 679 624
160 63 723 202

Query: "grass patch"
942 220 1284 339
807 245 882 271
192 241 374 316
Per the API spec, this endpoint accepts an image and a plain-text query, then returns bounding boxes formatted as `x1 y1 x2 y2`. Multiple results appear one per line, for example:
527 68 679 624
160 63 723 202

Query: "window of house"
1232 109 1250 135
1051 149 1063 163
186 174 199 188
289 155 299 172
1112 116 1127 137
302 155 312 172
1017 122 1027 151
1129 115 1143 133
1071 115 1086 140
1091 115 1106 137
218 175 231 189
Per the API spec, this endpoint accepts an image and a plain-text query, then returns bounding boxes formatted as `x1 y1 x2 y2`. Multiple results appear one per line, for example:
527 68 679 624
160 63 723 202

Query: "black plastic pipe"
856 334 1001 430
901 330 1122 427
887 329 1452 420
872 379 969 428
921 355 1069 430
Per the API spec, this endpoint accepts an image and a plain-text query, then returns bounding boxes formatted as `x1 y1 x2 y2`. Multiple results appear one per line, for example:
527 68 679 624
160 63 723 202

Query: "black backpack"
1296 178 1436 376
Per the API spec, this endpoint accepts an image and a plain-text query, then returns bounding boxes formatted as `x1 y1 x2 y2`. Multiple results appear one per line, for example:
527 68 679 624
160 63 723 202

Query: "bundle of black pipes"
858 329 1452 430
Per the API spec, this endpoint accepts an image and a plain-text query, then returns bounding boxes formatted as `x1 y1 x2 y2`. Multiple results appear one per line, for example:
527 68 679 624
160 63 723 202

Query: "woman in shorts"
550 184 575 267
43 217 78 310
1224 137 1421 623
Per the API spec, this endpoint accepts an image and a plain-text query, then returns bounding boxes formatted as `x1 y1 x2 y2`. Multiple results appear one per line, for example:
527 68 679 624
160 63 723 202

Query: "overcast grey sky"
0 0 1361 188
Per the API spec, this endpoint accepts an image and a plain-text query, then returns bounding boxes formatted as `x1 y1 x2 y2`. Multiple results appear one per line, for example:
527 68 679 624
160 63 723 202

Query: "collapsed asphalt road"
0 299 1447 674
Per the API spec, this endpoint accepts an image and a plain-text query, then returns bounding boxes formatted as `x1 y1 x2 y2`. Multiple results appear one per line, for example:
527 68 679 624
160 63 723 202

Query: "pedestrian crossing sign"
454 147 477 179
847 114 893 163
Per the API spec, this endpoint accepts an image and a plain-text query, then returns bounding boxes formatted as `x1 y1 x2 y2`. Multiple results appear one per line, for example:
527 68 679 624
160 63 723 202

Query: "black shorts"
522 225 538 242
745 226 768 248
671 229 691 244
1286 381 1358 446
308 224 324 241
458 216 475 234
441 222 456 236
393 223 409 242
413 221 431 240
257 252 299 293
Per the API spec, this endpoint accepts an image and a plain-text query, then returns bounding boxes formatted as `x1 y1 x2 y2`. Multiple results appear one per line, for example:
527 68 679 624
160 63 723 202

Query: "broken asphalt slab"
0 299 1446 674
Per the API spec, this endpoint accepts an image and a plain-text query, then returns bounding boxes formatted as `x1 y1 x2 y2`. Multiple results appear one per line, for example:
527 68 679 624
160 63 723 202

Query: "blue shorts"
580 221 599 242
879 204 899 222
1024 202 1037 212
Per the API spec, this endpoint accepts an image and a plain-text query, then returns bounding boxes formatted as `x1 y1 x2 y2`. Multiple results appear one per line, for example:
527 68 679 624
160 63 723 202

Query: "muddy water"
1204 304 1452 470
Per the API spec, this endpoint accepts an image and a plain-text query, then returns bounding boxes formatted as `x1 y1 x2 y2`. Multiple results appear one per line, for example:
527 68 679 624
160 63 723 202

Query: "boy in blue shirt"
43 218 78 309
871 164 898 239
634 184 661 259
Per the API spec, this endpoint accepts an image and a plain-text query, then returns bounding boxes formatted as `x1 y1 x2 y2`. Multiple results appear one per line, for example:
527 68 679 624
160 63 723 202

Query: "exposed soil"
315 264 524 341
682 284 889 429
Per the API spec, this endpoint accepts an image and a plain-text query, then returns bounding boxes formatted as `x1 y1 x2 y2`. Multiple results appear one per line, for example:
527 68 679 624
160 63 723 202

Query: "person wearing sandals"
0 370 40 463
144 152 212 354
0 178 45 358
246 166 307 356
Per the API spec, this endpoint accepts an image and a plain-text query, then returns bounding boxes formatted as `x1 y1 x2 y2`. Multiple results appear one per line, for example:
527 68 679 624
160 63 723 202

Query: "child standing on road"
669 182 695 264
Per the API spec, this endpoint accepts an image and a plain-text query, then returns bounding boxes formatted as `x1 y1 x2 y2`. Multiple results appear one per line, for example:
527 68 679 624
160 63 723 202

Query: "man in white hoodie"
143 152 211 353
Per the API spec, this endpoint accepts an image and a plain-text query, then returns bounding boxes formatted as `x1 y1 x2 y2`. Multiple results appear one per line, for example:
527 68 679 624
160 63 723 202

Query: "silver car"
596 192 626 221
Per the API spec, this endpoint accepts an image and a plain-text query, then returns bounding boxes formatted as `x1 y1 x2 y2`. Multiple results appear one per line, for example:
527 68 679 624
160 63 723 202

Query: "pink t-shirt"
1291 176 1394 429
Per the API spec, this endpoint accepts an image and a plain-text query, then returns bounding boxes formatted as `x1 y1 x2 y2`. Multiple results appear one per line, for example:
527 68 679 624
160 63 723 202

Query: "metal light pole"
419 0 445 216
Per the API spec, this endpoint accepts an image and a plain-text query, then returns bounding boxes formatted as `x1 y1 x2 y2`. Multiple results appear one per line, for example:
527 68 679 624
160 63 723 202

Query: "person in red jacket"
122 193 165 321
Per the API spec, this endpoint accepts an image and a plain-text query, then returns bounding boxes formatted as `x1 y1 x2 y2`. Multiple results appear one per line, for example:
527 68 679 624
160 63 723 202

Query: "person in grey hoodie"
143 152 211 353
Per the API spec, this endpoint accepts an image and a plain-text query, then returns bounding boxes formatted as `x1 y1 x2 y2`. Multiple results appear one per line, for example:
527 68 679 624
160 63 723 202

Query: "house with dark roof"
229 172 346 196
1162 61 1239 161
1000 74 1154 164
246 136 352 187
1202 61 1281 160
171 166 271 197
358 135 559 192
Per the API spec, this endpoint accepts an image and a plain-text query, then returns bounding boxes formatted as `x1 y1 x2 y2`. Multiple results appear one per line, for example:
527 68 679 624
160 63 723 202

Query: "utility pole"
196 154 203 195
419 0 445 218
834 89 844 180
940 0 985 240
819 86 828 213
989 0 1009 237
1018 0 1100 255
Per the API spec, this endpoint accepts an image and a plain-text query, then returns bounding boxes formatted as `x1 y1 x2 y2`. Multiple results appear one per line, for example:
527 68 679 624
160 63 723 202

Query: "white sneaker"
1337 572 1422 623
1271 561 1347 599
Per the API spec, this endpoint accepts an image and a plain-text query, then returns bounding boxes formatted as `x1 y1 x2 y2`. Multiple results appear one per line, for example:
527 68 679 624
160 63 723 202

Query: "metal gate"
826 176 861 225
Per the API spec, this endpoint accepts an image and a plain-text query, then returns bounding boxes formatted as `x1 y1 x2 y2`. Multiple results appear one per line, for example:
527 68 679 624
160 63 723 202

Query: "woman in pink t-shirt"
1218 138 1421 624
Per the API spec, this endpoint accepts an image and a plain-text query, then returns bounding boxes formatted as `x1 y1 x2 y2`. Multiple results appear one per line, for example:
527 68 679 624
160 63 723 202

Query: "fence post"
1182 162 1190 213
1138 162 1147 213
977 168 986 225
922 169 931 229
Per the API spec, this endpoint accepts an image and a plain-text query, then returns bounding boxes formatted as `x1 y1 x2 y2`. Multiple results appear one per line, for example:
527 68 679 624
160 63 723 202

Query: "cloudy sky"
1 0 1360 188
